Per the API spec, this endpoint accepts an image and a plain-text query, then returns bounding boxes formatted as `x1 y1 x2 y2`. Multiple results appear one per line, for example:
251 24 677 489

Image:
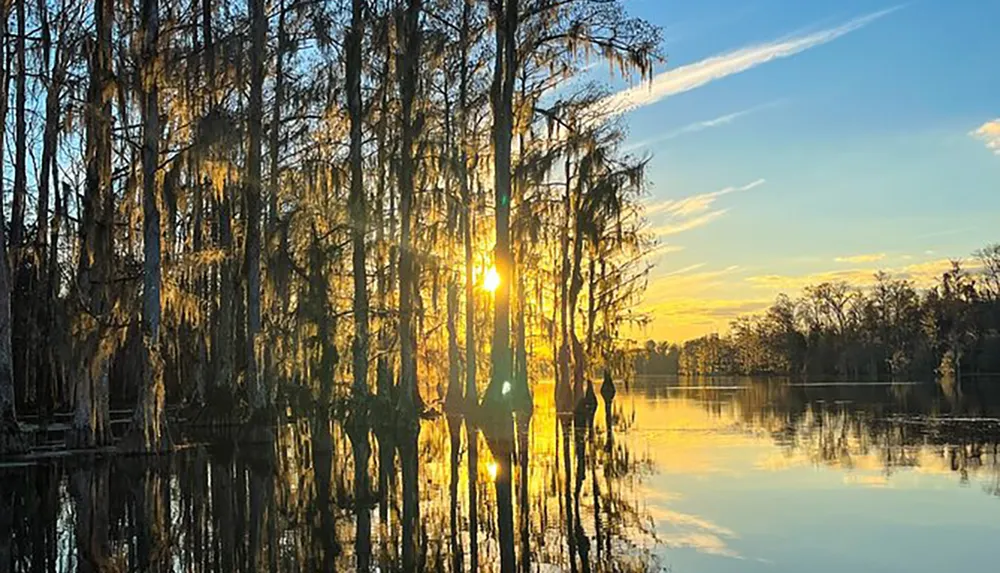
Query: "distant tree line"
634 245 1000 381
631 340 680 376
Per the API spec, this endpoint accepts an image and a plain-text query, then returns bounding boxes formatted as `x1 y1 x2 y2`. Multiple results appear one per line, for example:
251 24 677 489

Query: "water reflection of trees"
632 376 1000 495
0 395 662 571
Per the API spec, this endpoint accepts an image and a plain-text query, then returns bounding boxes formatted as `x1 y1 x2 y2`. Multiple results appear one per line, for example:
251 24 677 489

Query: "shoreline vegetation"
632 245 1000 382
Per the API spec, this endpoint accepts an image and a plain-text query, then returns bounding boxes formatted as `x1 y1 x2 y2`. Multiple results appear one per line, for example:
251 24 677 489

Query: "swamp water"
2 376 1000 572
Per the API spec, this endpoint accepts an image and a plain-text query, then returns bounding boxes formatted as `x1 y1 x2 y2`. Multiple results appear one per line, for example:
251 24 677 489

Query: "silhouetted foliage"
671 249 1000 380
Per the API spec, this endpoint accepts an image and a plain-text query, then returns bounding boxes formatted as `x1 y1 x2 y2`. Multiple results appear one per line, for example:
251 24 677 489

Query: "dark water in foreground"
3 377 1000 572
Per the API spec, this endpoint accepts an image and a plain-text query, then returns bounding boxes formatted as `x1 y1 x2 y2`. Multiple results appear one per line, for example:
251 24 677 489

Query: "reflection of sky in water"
5 378 1000 571
624 380 1000 572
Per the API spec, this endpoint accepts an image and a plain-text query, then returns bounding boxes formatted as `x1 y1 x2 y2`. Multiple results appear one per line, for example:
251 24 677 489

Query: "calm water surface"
2 376 999 572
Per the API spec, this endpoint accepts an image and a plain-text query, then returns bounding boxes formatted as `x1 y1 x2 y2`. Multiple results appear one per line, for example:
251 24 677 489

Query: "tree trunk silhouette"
10 0 25 247
264 0 288 404
569 209 586 403
349 423 372 571
556 156 573 413
459 0 477 412
312 418 340 570
561 417 578 573
71 460 111 573
484 419 516 573
0 206 16 453
125 0 168 453
484 5 519 571
397 0 424 415
133 462 169 571
446 281 462 409
467 418 480 570
245 0 266 418
70 0 114 448
517 414 531 573
248 451 273 572
447 416 463 572
210 449 236 572
399 429 421 570
348 0 370 404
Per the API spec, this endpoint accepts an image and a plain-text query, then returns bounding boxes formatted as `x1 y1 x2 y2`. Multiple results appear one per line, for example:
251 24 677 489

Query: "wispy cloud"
647 179 765 237
625 101 785 151
644 242 685 261
603 6 900 114
745 258 955 292
971 119 1000 155
834 253 886 263
663 263 708 277
643 265 745 305
651 211 729 237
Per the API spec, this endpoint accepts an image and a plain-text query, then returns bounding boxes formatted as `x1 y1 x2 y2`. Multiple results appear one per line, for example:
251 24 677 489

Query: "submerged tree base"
0 417 27 455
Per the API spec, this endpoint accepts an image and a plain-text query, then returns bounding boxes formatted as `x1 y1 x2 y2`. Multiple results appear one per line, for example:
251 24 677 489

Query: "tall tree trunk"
515 270 529 403
125 0 168 452
348 0 369 400
11 0 26 247
37 0 53 262
11 0 29 420
346 5 373 550
245 0 266 418
0 206 16 452
397 0 424 415
214 189 236 413
70 0 114 448
267 0 286 236
374 23 393 402
463 205 476 402
585 255 597 358
36 0 61 420
486 2 518 571
485 0 517 406
0 2 6 219
264 0 287 406
569 211 586 402
459 0 476 411
309 232 336 406
446 280 462 408
556 156 573 413
397 3 425 565
512 124 531 414
0 4 15 453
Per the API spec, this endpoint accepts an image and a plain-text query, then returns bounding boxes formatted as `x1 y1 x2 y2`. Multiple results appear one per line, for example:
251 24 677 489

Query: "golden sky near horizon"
630 254 962 343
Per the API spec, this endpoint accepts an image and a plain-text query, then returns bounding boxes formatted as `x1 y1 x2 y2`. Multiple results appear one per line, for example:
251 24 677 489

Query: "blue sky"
604 0 1000 341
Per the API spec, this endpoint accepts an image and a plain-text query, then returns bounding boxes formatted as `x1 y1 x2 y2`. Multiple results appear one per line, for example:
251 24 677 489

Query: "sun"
483 265 500 292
